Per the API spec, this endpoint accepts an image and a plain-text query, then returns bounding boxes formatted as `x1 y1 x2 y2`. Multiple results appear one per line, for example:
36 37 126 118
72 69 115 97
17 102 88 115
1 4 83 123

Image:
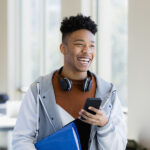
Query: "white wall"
0 0 8 93
128 0 150 149
61 0 93 17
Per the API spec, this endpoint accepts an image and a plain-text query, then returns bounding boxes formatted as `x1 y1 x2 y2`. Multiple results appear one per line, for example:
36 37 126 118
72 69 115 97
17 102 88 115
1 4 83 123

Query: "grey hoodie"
12 70 127 150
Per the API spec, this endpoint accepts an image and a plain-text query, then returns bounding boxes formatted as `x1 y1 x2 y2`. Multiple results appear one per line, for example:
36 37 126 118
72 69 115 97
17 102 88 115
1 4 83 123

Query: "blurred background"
0 0 150 149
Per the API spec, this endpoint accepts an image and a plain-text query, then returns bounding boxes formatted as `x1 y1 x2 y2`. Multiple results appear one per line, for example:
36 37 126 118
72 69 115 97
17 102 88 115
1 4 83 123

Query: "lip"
76 56 92 66
77 56 92 61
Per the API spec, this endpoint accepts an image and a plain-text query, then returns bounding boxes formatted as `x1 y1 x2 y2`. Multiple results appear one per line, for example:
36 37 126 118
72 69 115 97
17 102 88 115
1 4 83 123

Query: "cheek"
91 50 96 59
65 49 77 62
67 47 79 57
67 50 76 58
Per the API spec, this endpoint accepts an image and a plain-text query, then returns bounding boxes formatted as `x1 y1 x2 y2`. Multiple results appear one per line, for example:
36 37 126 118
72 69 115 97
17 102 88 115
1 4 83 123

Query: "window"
18 0 61 91
96 0 128 107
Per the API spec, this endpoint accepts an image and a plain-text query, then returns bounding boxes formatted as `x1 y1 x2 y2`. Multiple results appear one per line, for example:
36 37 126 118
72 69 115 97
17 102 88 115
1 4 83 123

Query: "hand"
78 107 108 127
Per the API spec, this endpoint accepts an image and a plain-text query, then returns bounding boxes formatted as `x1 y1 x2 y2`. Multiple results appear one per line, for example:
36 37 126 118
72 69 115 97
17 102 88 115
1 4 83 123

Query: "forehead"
67 29 95 42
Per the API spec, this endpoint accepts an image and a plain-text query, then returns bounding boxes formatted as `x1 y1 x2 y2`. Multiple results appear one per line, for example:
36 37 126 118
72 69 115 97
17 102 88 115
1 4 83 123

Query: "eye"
74 43 84 46
90 44 95 48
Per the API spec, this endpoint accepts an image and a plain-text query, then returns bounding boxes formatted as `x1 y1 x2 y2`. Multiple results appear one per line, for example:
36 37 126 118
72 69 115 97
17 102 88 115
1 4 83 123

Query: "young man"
12 14 127 150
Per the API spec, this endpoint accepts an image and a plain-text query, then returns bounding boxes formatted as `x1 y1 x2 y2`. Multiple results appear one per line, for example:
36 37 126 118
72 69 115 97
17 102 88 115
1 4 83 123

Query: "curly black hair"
60 14 97 42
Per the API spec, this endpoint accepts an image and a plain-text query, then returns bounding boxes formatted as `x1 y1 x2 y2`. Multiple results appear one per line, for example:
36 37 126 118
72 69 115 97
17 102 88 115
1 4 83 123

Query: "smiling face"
60 29 96 74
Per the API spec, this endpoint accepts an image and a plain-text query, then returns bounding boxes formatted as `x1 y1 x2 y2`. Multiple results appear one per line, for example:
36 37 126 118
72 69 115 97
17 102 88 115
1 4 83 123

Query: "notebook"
35 122 82 150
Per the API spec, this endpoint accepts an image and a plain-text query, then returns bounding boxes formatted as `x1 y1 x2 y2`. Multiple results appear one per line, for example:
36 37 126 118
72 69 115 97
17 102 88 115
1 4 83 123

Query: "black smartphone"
81 98 102 120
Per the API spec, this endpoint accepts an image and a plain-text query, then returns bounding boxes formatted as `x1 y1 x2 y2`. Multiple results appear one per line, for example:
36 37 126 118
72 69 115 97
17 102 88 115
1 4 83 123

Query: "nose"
82 45 92 53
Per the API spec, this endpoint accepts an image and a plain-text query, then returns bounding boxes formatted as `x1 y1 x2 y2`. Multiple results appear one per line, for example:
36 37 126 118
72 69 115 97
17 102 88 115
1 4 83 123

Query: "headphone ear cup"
82 78 92 92
64 78 72 91
59 77 72 91
59 78 68 91
87 79 92 91
82 78 89 92
58 67 72 91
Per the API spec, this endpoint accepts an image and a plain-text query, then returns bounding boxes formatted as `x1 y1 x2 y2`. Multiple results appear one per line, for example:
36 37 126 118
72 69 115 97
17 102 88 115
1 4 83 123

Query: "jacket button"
51 117 54 120
43 96 45 99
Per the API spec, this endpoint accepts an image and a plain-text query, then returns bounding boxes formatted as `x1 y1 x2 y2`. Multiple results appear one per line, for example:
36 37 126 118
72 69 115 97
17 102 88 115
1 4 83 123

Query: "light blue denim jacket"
12 70 127 150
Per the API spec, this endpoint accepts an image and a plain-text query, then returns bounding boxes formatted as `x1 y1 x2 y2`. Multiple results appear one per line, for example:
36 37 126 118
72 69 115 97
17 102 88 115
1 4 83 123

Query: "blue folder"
35 122 82 150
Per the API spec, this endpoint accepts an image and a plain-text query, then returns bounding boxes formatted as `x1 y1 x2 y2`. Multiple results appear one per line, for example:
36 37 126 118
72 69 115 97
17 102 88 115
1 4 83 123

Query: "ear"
60 43 66 55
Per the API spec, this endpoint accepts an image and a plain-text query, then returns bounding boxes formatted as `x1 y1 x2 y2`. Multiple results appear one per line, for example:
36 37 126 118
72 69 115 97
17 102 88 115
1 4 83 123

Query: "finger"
88 107 103 115
79 113 89 120
79 110 101 124
81 109 97 119
80 115 99 125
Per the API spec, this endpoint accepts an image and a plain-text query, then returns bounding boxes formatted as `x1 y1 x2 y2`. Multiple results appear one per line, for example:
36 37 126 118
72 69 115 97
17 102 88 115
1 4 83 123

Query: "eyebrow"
73 39 95 43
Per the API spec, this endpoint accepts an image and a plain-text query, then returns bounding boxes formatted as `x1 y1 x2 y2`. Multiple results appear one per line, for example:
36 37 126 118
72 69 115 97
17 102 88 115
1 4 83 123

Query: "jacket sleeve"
12 88 37 150
96 92 127 150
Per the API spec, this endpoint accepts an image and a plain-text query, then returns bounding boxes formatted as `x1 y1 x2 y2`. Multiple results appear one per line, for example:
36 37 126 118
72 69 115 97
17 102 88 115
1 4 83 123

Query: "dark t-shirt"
74 119 91 150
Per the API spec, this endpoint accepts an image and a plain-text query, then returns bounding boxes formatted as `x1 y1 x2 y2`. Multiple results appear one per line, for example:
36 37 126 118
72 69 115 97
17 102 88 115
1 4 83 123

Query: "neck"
61 66 87 80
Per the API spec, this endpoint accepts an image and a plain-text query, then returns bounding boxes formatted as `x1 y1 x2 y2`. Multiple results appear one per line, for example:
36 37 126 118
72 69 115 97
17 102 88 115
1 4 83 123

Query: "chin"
75 66 90 72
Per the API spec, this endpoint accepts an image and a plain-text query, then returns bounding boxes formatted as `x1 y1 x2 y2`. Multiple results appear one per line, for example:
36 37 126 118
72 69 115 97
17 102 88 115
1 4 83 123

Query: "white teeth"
78 58 90 62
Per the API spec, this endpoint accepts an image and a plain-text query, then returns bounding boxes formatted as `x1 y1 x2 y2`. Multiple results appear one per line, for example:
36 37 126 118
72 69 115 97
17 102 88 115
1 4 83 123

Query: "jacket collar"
93 73 116 107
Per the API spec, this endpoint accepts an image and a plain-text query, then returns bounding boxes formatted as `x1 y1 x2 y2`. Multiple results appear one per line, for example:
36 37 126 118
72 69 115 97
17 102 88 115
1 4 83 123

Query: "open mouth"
77 57 91 64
